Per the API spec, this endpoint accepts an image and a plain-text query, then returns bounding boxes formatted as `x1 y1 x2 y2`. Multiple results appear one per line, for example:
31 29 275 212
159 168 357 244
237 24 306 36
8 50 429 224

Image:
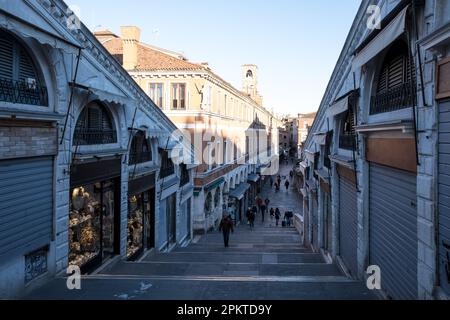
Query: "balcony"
370 81 416 115
73 129 117 145
339 134 356 151
129 151 152 165
0 78 48 106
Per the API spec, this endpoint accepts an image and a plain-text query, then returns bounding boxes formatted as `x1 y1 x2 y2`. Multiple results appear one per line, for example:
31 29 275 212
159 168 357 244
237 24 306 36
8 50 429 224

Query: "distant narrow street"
26 165 374 300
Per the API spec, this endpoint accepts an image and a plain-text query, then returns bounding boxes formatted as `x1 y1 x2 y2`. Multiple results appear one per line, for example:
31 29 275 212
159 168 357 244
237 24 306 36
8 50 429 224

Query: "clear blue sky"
71 0 361 116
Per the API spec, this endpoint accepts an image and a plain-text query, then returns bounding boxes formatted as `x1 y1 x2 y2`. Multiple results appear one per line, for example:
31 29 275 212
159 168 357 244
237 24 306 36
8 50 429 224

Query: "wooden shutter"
0 35 14 80
88 105 102 130
387 55 405 89
18 48 38 82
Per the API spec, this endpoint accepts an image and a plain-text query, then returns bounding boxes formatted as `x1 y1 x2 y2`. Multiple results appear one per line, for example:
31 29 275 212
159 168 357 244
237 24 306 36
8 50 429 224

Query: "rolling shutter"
339 176 358 277
439 100 450 295
311 194 319 251
0 157 53 262
369 163 417 299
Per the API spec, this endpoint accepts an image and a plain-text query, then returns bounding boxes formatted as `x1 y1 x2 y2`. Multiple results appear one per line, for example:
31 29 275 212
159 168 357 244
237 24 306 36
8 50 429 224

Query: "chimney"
120 26 141 70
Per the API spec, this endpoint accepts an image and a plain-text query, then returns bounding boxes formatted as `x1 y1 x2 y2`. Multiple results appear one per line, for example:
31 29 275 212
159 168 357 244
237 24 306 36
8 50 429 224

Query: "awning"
204 177 225 192
315 169 330 182
0 9 81 55
229 183 251 200
305 150 318 162
158 139 179 150
70 82 131 107
329 154 355 170
300 188 308 197
313 132 328 146
299 161 308 175
352 6 409 71
247 174 260 183
89 87 131 106
306 179 316 190
327 96 349 118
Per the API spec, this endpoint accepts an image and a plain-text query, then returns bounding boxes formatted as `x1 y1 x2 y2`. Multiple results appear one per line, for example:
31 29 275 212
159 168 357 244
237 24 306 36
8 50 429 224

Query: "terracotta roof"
96 32 264 106
135 44 204 72
97 34 204 72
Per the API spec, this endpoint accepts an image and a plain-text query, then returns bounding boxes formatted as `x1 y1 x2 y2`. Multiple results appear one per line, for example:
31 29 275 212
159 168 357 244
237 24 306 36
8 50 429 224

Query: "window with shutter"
371 40 416 114
0 36 14 80
0 30 47 106
74 101 117 145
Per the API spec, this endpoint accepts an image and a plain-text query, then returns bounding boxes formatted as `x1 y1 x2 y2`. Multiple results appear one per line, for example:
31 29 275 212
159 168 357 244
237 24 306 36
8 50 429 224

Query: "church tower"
242 64 263 105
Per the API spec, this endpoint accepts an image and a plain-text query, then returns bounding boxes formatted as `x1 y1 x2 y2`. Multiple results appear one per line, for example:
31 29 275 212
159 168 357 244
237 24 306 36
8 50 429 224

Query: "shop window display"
127 194 144 259
69 180 116 270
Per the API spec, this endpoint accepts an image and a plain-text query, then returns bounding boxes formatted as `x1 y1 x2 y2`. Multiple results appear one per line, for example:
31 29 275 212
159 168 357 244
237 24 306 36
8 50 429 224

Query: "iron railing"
370 81 417 115
129 151 152 165
73 129 117 145
339 134 356 151
0 78 48 106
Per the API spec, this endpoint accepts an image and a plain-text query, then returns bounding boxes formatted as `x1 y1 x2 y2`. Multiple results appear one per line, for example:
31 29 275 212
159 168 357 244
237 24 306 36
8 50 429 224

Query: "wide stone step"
101 261 342 277
195 236 301 243
174 246 310 254
24 277 376 300
144 252 325 264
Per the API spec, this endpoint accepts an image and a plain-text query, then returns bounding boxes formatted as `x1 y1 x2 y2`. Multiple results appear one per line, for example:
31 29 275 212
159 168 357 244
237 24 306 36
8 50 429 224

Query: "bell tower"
242 64 263 105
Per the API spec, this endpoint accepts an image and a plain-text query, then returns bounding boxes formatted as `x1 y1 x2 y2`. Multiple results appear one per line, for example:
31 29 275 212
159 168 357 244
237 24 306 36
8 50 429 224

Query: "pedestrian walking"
284 211 293 227
290 170 294 179
256 196 263 213
260 204 267 223
277 175 281 186
270 208 275 226
219 214 234 247
275 208 281 226
252 205 258 217
246 207 255 230
270 176 274 187
285 180 290 192
265 198 270 207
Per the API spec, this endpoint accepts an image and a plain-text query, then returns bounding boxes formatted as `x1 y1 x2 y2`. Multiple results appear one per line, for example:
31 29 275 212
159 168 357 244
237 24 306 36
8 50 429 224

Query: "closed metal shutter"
324 193 333 252
339 176 358 277
369 164 417 299
311 193 319 251
0 157 53 261
439 100 450 295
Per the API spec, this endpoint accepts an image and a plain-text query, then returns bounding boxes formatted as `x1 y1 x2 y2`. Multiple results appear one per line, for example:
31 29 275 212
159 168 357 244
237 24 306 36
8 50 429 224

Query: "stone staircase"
96 222 375 300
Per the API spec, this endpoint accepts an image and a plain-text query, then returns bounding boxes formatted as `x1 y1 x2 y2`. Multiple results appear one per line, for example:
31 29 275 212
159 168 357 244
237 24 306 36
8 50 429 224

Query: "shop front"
229 183 251 225
69 158 121 273
247 174 260 205
127 173 156 261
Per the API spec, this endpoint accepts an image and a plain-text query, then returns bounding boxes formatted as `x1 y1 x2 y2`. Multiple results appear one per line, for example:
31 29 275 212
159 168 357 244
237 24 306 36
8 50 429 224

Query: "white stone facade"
0 0 195 298
301 0 450 300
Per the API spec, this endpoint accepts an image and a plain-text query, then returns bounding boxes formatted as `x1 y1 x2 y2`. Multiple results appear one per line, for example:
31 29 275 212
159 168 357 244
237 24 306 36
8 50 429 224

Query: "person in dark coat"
246 208 255 230
275 208 281 226
270 208 275 225
285 180 290 192
265 198 270 207
252 205 258 216
219 214 234 247
260 204 267 223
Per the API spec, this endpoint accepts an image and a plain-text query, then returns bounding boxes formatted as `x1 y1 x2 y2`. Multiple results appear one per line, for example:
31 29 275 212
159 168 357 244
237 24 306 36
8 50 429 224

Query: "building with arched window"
0 0 196 298
301 0 450 300
96 26 281 234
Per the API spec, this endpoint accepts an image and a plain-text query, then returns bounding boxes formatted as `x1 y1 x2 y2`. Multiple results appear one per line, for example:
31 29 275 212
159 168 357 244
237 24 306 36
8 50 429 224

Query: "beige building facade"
96 27 280 233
